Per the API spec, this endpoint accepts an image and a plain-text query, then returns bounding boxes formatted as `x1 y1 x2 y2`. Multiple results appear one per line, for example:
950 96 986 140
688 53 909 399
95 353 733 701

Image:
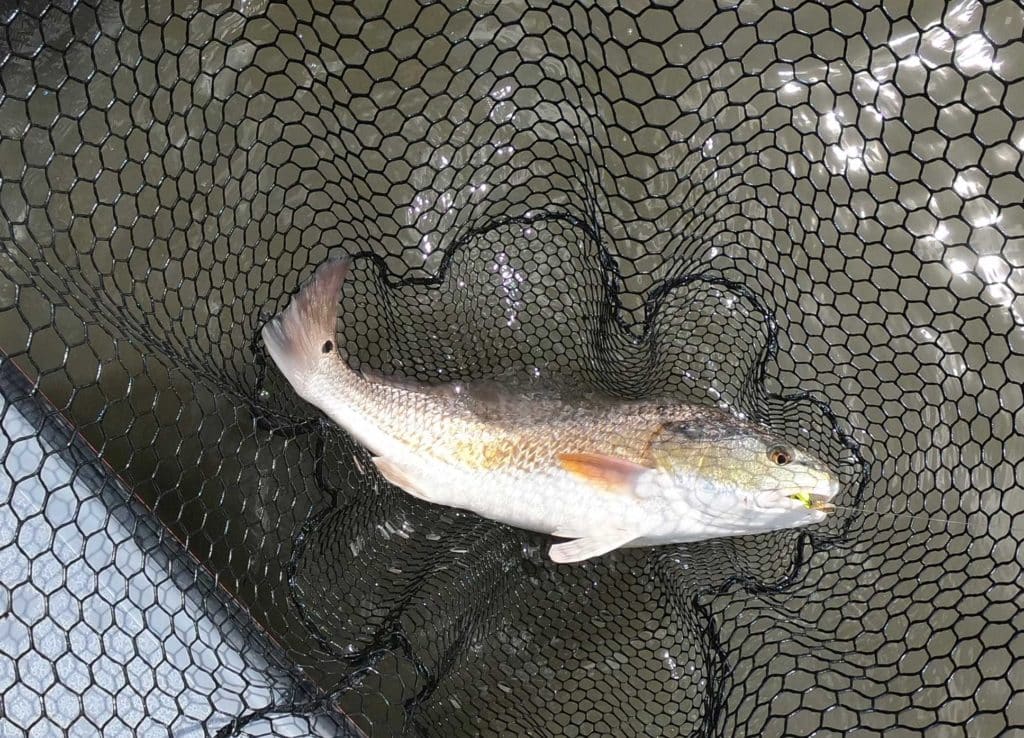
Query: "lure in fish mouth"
262 258 841 563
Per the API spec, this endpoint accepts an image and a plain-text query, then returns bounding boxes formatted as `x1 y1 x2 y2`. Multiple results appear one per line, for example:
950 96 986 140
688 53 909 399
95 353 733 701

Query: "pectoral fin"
548 528 639 563
556 453 651 495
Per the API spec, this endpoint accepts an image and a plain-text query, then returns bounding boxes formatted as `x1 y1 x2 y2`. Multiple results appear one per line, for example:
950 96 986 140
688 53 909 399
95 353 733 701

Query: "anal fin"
548 528 639 563
373 457 435 502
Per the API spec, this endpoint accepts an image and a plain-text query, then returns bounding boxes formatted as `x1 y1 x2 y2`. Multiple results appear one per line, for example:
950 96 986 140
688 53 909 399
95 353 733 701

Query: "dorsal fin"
358 370 580 423
658 415 749 443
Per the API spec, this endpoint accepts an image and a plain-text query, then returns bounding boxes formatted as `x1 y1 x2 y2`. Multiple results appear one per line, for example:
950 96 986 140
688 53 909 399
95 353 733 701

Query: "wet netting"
1 1 1022 736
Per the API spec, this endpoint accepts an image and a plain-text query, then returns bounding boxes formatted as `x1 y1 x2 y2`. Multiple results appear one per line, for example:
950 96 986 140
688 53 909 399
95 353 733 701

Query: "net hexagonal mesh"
1 1 1021 736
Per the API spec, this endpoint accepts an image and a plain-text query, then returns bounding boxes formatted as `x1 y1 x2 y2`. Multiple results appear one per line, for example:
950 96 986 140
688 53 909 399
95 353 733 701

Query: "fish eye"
767 445 794 466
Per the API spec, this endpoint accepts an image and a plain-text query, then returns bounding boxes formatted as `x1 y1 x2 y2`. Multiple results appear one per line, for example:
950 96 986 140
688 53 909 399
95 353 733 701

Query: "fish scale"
262 258 841 563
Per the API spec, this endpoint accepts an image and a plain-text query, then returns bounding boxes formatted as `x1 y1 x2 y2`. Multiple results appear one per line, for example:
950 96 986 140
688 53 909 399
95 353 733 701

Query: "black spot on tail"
261 257 352 385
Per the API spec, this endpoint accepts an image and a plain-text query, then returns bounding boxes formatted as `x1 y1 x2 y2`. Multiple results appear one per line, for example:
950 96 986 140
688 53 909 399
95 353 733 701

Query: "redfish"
262 259 839 563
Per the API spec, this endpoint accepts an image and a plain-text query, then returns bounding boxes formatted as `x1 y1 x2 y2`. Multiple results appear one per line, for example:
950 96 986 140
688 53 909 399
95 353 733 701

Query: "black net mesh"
1 1 1022 736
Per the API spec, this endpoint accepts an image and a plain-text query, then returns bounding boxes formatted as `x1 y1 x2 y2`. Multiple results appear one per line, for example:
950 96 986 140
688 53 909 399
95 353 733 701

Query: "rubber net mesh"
1 1 1022 736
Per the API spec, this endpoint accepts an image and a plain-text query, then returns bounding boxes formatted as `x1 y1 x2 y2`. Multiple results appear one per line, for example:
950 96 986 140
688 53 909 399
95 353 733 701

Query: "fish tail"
262 257 351 390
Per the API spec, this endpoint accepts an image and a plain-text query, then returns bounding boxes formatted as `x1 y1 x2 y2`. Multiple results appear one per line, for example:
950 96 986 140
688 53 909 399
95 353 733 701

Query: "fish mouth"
788 476 840 513
788 491 833 511
805 493 836 512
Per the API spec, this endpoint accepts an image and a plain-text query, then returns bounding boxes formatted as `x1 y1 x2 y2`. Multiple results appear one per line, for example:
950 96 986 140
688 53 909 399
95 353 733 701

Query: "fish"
261 257 841 563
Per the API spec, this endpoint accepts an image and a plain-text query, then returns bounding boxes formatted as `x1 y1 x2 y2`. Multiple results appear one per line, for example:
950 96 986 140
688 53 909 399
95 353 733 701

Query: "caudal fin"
262 257 351 390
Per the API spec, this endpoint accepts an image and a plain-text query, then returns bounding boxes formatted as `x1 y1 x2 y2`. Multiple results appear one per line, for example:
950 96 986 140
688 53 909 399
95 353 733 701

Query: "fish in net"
0 1 1020 736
